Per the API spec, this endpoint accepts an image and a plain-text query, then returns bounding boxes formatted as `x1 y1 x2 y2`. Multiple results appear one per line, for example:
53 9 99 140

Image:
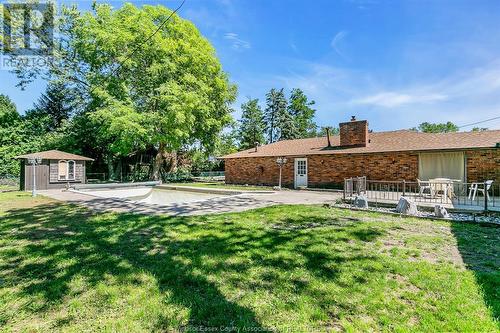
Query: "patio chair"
417 179 433 197
468 180 494 201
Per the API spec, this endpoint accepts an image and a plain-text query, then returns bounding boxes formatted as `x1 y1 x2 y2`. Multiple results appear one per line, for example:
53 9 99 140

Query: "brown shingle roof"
16 150 94 161
223 130 500 158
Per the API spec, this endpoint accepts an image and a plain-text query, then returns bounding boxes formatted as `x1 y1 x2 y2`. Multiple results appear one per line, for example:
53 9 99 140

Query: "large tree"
0 94 21 175
0 94 20 126
27 82 74 131
0 95 47 176
11 3 236 180
238 98 265 149
288 88 317 138
264 88 288 143
278 104 297 140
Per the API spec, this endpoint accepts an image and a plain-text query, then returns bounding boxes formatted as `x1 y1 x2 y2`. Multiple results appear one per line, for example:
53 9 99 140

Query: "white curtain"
58 160 67 180
418 152 465 181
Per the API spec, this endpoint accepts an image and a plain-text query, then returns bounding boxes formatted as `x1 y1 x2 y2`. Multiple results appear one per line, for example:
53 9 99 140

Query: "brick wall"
339 120 368 147
307 152 418 186
466 149 500 183
224 149 500 187
225 157 296 187
225 151 419 187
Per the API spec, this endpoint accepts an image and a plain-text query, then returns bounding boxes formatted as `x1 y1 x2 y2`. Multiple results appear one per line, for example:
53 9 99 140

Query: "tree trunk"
152 142 166 181
106 155 115 181
166 151 177 172
152 143 179 181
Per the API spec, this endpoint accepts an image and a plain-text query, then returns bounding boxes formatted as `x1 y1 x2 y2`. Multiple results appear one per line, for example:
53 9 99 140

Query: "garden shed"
16 150 93 191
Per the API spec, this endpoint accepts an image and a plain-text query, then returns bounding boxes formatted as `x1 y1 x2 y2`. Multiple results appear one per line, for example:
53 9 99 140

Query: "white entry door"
294 158 308 188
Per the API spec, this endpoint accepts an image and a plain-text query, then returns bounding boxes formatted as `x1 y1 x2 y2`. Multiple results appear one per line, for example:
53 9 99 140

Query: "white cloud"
224 32 251 50
348 0 379 10
258 59 500 130
352 92 448 108
331 31 348 58
351 60 500 109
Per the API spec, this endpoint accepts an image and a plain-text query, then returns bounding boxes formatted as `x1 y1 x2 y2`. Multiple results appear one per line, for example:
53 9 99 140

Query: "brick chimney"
339 116 369 147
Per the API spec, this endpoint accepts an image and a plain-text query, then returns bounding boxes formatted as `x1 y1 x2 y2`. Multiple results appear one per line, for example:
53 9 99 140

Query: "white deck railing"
344 178 499 211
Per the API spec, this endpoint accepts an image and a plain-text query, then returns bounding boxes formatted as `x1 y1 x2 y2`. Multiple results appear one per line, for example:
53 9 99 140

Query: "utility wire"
109 0 186 80
86 0 186 96
458 115 500 129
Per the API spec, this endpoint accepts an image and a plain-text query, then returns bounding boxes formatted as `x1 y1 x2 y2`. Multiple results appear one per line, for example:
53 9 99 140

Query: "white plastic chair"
417 179 432 197
468 180 494 201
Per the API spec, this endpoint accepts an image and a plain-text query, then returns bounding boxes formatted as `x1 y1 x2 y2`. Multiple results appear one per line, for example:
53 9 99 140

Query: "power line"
85 0 186 96
458 115 500 128
109 0 186 80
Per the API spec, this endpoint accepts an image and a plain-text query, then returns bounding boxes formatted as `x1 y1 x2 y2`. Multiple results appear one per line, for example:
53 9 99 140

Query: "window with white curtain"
58 160 76 181
68 161 75 180
418 152 465 181
58 160 67 180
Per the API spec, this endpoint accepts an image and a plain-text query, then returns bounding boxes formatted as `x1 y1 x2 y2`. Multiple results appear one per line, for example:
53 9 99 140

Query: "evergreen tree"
278 102 298 140
288 88 317 138
28 83 74 131
264 88 289 142
238 98 265 149
264 88 279 143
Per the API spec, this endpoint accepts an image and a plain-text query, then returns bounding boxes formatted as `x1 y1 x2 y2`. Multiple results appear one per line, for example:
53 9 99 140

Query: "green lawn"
0 184 17 192
168 182 274 191
0 192 498 332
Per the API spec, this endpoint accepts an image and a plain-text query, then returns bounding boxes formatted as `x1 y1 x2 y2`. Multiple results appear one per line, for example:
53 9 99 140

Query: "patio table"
429 178 455 201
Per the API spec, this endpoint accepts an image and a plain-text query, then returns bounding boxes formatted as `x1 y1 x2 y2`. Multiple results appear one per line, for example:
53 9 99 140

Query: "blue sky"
2 0 500 131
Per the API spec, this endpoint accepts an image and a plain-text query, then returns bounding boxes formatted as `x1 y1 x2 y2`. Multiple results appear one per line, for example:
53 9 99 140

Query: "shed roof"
222 130 500 159
16 150 94 161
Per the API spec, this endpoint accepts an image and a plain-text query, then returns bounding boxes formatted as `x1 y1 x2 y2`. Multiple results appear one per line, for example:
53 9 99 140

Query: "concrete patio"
39 189 342 216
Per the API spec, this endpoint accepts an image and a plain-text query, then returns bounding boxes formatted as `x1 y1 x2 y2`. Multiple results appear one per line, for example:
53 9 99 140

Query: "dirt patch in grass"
387 273 421 293
379 222 466 267
270 216 361 231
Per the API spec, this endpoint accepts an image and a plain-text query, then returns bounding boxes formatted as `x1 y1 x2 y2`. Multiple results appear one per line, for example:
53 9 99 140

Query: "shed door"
39 163 49 189
25 163 49 190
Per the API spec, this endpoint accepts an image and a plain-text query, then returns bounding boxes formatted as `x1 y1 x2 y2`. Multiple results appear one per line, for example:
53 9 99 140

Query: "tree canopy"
412 122 459 133
26 83 74 132
238 98 265 150
0 94 20 126
12 3 236 179
288 88 317 138
264 88 285 143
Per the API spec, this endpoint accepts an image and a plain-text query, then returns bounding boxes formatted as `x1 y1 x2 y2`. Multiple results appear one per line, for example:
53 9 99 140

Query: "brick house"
222 117 500 188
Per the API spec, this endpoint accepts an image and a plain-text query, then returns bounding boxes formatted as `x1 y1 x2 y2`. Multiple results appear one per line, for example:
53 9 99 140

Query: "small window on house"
68 161 75 180
58 160 76 181
58 160 67 180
